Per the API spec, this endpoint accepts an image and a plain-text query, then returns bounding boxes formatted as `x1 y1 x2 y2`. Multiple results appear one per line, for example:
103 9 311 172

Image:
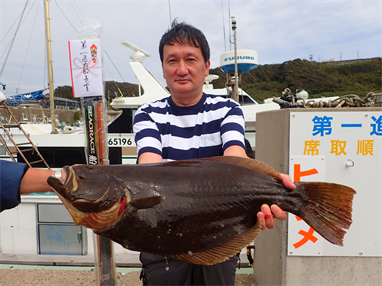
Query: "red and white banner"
68 39 103 98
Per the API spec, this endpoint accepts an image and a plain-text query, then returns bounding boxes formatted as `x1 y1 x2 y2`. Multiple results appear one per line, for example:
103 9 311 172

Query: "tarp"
6 89 46 105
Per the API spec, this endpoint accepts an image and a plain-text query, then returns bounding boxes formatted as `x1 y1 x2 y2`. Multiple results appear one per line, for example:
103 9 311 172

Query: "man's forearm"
20 168 55 194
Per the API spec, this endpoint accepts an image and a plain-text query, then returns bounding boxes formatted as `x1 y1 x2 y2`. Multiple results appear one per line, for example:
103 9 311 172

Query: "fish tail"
295 182 356 246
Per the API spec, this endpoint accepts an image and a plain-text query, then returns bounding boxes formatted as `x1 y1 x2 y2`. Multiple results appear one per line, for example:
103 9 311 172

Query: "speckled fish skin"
47 156 356 265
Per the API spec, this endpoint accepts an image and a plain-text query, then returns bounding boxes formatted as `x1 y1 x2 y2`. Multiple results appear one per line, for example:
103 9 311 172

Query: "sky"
0 0 381 96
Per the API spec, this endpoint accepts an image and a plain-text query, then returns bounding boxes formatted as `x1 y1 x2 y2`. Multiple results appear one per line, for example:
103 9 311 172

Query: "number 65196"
108 138 132 146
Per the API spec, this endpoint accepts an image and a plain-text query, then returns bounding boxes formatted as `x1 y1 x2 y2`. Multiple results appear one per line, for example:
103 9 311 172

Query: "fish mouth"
48 165 131 231
49 166 122 213
47 168 68 197
72 184 123 213
50 184 129 232
55 190 128 232
47 166 79 204
76 192 129 231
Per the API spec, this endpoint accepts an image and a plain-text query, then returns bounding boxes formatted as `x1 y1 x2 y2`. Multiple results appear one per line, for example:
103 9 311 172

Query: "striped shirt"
133 93 245 162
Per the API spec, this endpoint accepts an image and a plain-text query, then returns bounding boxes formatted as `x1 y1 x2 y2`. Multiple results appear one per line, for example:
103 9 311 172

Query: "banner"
69 39 103 98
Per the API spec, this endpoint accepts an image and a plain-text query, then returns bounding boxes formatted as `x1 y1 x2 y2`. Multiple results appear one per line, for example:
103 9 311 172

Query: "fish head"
47 165 130 231
48 164 130 212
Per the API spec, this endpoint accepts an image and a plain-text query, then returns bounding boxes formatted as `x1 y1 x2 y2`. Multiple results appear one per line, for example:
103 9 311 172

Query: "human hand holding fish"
257 174 294 230
47 156 356 266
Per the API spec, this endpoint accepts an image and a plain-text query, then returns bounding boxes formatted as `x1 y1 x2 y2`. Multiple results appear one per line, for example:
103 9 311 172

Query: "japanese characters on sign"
68 39 103 98
288 111 382 257
304 114 382 157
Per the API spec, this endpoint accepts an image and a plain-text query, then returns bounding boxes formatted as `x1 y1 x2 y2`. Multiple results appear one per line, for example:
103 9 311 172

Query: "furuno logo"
225 56 255 62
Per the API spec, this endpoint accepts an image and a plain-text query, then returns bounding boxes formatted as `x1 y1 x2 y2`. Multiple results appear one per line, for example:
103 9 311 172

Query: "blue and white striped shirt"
133 93 245 162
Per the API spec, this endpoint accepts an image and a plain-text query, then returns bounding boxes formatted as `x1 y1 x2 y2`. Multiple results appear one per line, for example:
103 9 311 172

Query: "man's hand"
257 173 295 230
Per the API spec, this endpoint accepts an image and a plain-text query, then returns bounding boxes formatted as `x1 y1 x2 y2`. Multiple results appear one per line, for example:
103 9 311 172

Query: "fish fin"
170 220 262 266
206 156 283 181
130 193 163 210
295 182 356 246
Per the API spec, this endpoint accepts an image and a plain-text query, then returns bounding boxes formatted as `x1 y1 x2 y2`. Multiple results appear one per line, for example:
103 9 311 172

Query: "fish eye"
78 174 86 180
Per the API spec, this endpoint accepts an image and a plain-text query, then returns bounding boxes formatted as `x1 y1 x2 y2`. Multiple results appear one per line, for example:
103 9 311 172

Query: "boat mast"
44 0 56 133
231 16 239 102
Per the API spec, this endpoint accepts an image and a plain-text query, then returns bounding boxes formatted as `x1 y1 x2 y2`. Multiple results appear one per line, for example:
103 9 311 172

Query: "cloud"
0 0 380 95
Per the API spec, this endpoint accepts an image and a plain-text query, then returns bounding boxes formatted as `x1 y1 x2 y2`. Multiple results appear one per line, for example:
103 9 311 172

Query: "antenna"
119 39 151 62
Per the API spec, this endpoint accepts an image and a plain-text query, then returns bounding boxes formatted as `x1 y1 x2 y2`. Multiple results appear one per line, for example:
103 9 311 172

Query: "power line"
103 49 125 83
0 0 30 80
53 0 78 33
221 0 226 52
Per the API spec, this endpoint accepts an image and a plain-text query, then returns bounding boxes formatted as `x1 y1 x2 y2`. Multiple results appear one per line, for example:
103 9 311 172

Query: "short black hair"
159 19 210 63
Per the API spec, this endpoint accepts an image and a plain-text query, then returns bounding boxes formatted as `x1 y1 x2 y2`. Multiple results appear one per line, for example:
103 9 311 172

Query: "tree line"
54 57 382 105
209 57 382 103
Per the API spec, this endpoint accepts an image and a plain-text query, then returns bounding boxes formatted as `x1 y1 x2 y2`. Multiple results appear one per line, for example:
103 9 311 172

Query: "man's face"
162 41 210 104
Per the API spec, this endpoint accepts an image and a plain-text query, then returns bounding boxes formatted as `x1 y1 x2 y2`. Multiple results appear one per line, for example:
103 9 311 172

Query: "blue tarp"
6 90 46 105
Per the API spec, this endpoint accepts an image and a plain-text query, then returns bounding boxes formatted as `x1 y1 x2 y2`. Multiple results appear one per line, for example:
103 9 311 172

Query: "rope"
113 81 124 98
0 0 36 51
221 0 227 52
103 49 126 83
54 0 79 32
69 0 85 20
18 0 41 90
52 0 126 85
273 92 381 108
0 0 31 79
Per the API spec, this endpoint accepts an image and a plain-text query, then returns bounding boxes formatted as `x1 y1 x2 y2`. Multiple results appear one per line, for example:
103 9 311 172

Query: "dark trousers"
140 253 238 286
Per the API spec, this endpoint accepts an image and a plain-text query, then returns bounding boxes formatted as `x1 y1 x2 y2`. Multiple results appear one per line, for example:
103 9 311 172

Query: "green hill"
53 82 140 104
209 57 382 103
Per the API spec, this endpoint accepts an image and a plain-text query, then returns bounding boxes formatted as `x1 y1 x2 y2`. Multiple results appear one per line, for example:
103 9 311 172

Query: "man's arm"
0 161 65 212
223 145 247 157
20 168 56 194
0 161 27 212
137 152 163 164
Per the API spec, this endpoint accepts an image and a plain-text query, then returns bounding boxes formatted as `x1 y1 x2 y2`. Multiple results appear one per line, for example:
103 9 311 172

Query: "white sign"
68 39 103 98
107 134 135 147
288 111 382 257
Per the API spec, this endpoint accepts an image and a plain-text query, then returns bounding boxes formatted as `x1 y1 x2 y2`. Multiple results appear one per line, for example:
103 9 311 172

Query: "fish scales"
47 156 356 265
101 160 272 254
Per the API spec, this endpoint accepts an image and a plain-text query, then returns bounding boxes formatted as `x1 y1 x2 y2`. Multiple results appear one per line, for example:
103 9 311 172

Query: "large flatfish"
47 156 356 265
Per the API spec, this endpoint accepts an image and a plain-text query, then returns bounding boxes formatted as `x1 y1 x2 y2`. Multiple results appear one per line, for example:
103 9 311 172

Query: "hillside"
209 57 382 103
54 58 382 104
53 81 140 104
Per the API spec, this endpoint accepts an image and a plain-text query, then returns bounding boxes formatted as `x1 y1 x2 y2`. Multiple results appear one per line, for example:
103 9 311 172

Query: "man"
133 20 295 285
0 160 65 212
